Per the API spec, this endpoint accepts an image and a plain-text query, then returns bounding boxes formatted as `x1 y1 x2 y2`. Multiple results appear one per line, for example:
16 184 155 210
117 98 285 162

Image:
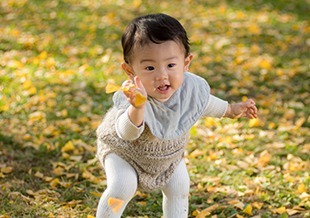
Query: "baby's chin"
155 97 170 103
150 94 173 103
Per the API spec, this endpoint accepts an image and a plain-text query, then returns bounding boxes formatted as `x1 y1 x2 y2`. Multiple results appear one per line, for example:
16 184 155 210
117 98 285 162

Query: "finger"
253 105 258 114
245 108 257 119
134 76 147 96
122 80 132 88
249 105 258 117
247 107 256 115
248 111 256 119
248 107 255 114
249 109 258 118
134 76 143 89
123 90 132 98
247 99 256 105
124 92 135 104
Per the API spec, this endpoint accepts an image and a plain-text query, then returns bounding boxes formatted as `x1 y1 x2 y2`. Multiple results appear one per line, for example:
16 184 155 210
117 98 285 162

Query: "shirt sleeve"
203 95 228 118
115 108 145 140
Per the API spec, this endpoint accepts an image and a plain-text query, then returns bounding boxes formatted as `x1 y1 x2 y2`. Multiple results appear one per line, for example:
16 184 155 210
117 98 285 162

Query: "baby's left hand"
227 99 258 119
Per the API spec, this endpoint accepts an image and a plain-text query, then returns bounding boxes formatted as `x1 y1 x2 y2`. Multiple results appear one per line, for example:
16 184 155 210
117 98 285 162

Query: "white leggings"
96 153 190 218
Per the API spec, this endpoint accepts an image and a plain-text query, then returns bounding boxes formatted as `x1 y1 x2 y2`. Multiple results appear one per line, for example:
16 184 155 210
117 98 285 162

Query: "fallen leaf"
52 167 64 176
108 197 124 213
137 201 147 206
259 59 272 70
29 111 46 122
50 178 60 188
196 204 219 218
295 117 306 127
22 134 32 140
258 150 272 166
189 149 205 158
248 23 261 35
243 204 252 215
61 141 75 152
286 209 300 216
90 191 102 198
249 118 264 127
34 171 44 179
297 183 306 194
69 155 82 162
299 192 310 200
1 167 13 174
26 189 36 196
192 210 199 217
252 202 264 209
292 206 306 212
82 169 100 184
275 206 286 214
228 199 245 210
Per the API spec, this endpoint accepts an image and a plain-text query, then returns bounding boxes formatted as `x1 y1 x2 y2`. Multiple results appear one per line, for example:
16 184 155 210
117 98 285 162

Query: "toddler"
96 13 257 217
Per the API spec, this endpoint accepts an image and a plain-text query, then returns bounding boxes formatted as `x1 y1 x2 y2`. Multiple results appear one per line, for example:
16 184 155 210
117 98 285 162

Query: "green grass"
1 0 309 217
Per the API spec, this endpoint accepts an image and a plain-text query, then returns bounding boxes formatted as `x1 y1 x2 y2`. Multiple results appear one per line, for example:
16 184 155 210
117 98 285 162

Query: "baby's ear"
184 54 193 71
121 62 135 79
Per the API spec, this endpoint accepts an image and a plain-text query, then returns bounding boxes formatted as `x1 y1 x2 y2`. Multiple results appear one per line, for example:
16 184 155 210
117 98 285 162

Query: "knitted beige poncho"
96 107 189 191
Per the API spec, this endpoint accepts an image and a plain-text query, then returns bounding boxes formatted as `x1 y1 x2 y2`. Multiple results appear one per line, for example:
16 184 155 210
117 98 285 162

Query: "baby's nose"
156 69 168 80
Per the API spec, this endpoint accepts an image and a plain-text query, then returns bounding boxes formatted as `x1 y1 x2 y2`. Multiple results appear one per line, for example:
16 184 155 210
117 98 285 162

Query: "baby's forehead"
132 39 186 53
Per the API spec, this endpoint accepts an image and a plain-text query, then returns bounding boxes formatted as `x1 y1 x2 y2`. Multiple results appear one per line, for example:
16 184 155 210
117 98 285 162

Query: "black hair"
121 13 190 63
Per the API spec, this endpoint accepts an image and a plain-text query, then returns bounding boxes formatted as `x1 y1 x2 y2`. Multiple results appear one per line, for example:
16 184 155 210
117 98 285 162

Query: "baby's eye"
168 63 176 68
145 66 155 71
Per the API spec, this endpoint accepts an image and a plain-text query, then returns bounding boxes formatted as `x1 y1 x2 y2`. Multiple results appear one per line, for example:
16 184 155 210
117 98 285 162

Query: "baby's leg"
161 160 190 218
96 153 138 218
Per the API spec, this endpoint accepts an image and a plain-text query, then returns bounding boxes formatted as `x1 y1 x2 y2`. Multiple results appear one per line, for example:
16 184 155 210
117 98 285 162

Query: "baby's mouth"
157 85 170 91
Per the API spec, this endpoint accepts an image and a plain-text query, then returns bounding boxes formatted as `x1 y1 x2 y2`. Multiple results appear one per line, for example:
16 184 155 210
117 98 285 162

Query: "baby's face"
128 40 192 102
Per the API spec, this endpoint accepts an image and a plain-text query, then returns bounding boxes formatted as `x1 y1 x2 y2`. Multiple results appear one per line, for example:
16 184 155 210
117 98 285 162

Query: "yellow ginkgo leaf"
29 111 46 122
297 183 306 194
252 202 264 209
135 91 147 107
196 204 219 218
249 118 263 127
243 204 253 215
248 24 261 35
106 80 147 107
50 178 60 188
90 191 102 198
259 59 272 70
275 206 286 214
108 197 124 213
105 83 121 94
61 141 75 152
34 171 44 178
1 167 13 174
258 150 272 166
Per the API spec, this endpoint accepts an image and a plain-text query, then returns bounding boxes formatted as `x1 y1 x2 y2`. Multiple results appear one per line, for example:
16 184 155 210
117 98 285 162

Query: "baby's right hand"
122 77 147 108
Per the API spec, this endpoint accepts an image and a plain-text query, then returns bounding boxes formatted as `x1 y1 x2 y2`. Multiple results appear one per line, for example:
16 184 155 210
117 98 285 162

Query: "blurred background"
0 0 309 217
